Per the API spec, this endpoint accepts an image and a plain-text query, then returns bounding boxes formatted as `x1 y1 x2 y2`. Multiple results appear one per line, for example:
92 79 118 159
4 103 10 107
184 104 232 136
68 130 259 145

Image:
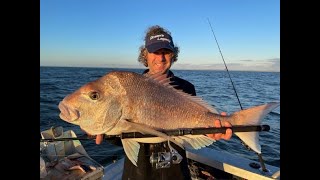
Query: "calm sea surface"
40 66 280 167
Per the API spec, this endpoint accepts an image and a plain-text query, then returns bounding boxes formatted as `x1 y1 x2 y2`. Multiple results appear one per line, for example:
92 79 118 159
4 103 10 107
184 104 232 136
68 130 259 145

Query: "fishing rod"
207 18 243 110
40 125 270 142
207 18 268 172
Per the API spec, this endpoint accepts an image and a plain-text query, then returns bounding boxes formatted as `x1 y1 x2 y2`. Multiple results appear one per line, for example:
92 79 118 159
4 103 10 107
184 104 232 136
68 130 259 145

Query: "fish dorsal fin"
146 72 219 114
173 135 215 150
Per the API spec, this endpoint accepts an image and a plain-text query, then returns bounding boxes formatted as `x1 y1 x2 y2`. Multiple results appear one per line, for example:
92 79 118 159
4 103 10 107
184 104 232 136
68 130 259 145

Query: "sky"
40 0 280 72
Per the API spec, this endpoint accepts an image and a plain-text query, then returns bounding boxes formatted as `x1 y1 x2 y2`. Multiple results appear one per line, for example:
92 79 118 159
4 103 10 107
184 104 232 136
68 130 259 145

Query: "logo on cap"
149 34 171 43
145 33 174 53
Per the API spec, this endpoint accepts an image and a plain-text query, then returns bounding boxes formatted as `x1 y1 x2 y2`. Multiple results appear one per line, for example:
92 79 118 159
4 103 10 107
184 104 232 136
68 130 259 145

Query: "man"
137 25 231 140
95 25 232 180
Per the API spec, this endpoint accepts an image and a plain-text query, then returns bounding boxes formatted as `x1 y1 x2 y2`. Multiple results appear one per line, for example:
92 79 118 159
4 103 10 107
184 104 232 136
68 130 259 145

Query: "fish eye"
89 91 100 100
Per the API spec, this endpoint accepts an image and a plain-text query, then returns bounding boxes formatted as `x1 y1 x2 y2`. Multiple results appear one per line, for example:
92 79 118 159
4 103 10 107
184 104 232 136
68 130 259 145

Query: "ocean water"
40 66 280 168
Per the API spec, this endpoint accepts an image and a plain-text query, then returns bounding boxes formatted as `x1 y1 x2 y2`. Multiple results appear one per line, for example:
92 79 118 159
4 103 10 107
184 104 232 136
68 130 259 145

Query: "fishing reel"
149 143 183 169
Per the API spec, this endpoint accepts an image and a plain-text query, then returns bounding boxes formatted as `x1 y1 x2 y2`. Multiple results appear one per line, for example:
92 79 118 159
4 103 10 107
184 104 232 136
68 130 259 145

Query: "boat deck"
40 127 280 180
103 147 280 180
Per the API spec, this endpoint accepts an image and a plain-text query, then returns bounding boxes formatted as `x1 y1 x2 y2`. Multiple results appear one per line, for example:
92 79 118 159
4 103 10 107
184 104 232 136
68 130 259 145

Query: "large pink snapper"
58 71 280 166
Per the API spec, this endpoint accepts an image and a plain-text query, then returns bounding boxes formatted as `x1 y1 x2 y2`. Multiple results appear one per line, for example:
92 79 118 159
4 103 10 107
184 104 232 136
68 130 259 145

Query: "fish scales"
116 72 224 130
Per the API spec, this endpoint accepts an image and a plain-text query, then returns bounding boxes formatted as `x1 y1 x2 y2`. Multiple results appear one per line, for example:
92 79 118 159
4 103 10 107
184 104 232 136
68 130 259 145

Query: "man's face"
146 48 174 75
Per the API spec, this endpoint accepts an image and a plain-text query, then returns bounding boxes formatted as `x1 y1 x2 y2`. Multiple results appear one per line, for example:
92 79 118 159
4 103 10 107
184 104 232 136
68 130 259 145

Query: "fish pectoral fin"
121 139 140 166
173 135 215 150
123 120 185 150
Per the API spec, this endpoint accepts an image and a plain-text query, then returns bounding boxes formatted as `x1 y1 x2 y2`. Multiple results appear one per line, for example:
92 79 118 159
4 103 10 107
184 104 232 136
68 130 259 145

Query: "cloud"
173 58 280 72
41 58 280 72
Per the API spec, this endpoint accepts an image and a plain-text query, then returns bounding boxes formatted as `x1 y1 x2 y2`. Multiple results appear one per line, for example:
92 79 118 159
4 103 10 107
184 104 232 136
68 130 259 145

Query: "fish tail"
231 102 280 154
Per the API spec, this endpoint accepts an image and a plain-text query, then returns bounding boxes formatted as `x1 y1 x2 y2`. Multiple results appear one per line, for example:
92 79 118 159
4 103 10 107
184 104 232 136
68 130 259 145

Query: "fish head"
58 73 125 135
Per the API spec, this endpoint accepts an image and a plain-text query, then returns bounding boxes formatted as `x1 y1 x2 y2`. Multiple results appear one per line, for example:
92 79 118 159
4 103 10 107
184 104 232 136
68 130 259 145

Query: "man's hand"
206 112 232 140
81 128 104 145
95 134 104 144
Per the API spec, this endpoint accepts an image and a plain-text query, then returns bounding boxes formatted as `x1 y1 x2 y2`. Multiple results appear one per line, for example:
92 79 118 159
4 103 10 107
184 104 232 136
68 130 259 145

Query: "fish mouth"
58 101 80 122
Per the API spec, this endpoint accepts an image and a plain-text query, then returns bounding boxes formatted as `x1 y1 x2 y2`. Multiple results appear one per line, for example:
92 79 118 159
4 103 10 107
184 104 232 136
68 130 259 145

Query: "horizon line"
40 65 280 73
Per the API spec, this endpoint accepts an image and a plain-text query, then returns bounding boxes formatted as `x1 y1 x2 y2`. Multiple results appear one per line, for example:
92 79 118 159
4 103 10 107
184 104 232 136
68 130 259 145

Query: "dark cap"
145 32 175 53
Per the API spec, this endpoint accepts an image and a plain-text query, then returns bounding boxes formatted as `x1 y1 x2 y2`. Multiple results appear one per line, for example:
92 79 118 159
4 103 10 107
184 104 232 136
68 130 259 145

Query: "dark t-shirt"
120 70 196 180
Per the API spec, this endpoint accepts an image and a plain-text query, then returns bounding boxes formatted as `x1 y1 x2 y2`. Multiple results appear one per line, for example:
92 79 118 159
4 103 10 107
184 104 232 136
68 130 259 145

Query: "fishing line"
206 18 268 172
